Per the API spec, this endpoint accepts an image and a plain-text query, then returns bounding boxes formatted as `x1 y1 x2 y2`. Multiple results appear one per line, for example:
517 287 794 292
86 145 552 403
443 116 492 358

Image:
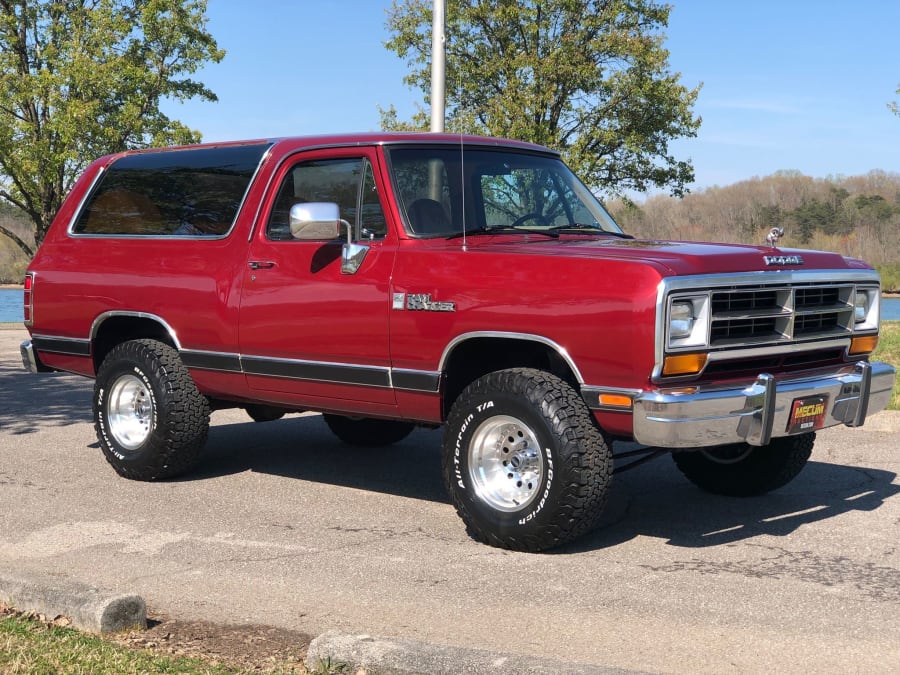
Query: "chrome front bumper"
632 361 896 448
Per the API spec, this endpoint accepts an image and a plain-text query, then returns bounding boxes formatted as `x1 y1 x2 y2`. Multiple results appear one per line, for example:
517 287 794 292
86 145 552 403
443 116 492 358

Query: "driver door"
238 148 397 411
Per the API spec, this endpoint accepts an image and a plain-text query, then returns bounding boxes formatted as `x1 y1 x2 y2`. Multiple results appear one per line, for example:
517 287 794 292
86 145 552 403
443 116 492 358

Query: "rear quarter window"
71 144 271 237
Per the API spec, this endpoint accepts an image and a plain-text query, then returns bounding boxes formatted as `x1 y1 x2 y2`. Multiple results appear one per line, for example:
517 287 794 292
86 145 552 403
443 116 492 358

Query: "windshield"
386 146 623 237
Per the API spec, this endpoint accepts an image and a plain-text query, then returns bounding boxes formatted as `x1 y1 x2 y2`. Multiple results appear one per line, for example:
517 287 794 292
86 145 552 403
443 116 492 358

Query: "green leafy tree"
382 0 701 196
789 199 835 244
0 0 224 257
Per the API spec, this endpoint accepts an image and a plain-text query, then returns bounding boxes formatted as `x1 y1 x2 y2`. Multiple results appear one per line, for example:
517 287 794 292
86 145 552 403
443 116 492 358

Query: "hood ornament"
763 227 803 265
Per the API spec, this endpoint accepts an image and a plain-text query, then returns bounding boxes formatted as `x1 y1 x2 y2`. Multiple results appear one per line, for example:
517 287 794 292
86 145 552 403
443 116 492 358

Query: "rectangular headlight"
670 301 695 338
852 287 879 331
667 294 710 349
854 290 869 323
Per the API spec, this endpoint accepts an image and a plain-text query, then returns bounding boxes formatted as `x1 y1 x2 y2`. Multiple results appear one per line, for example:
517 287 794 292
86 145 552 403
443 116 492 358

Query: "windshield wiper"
548 223 634 238
446 225 559 240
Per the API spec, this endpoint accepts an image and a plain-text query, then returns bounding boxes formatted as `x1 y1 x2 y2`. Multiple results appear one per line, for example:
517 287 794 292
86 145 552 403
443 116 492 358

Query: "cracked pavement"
1 326 898 673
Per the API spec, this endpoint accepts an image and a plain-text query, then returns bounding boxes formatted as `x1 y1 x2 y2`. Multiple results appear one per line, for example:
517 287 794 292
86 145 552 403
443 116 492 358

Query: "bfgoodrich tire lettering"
672 433 815 497
94 339 210 480
441 368 612 552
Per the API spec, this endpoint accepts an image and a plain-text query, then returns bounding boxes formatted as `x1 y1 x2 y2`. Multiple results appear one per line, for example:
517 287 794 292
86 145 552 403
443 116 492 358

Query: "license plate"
787 395 828 434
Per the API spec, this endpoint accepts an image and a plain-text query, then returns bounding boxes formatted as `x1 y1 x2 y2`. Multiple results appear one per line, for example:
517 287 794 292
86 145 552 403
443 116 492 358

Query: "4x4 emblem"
392 293 456 312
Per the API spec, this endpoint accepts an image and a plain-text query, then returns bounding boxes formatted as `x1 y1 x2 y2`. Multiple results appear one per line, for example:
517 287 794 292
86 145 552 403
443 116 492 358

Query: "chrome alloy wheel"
468 415 544 512
107 373 154 452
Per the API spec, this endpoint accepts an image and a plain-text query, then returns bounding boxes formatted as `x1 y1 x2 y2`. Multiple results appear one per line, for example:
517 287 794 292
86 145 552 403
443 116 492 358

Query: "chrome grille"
710 317 777 342
796 286 840 307
795 312 841 335
711 290 778 313
708 284 854 346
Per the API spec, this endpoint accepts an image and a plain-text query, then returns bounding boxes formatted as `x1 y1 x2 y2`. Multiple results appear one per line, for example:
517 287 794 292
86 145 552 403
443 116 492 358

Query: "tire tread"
672 433 815 497
94 339 209 481
442 368 612 552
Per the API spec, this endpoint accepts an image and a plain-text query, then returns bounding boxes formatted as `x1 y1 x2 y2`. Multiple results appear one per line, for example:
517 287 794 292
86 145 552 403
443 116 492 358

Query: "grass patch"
874 320 900 410
0 607 307 674
0 613 232 674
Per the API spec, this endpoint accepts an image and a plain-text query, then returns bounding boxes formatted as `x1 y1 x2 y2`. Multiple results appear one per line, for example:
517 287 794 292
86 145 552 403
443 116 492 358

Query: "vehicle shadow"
191 414 450 504
186 414 899 548
563 451 900 552
0 363 93 434
5 359 893 551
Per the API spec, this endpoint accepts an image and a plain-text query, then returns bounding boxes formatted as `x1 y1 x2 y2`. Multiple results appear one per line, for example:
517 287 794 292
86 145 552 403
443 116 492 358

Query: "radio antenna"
460 130 467 251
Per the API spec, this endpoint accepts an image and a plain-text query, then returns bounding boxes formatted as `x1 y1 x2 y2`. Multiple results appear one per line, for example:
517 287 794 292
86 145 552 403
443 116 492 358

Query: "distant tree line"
608 170 900 290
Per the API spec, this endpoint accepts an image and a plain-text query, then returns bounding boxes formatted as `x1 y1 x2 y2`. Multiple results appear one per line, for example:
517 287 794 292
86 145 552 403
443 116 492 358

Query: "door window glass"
266 157 388 240
359 161 388 239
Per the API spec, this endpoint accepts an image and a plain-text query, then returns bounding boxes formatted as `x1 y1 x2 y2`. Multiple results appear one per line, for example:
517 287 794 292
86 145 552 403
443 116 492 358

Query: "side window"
266 157 388 240
72 144 270 236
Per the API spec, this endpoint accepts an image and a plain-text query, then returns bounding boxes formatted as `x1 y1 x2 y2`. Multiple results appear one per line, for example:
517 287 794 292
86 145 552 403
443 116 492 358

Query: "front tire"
94 339 210 480
672 433 815 497
441 368 612 552
322 414 415 447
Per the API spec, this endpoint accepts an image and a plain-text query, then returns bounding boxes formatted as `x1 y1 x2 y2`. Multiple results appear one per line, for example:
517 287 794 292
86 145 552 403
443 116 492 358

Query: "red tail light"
23 273 33 325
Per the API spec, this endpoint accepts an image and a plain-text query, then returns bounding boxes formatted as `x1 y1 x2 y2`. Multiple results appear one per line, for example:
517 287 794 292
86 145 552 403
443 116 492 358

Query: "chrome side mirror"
288 202 369 275
289 202 341 240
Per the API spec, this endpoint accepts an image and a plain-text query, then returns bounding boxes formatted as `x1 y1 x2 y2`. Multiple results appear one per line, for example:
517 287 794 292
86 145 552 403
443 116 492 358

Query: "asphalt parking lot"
1 325 898 673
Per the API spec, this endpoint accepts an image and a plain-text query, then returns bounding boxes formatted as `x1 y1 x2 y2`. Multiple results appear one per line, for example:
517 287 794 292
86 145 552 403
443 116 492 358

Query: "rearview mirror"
289 202 341 240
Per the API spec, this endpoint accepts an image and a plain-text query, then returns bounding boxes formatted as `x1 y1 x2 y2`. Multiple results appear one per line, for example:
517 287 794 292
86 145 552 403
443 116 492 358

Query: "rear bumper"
20 340 53 374
632 361 896 448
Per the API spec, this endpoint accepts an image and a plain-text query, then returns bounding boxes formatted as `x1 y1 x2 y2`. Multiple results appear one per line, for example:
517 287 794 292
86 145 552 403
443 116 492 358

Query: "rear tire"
322 414 415 447
94 339 209 480
245 404 287 422
441 368 612 552
672 433 815 497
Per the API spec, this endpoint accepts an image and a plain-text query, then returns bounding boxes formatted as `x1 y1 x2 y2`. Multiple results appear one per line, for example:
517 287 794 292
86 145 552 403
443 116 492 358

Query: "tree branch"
0 220 35 258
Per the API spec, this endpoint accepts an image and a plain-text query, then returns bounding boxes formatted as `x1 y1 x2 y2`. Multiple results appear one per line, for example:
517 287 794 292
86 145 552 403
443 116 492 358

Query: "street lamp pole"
430 0 445 132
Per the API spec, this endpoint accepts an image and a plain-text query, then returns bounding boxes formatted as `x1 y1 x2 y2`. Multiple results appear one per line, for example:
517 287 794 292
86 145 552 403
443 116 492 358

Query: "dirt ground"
114 613 314 672
2 603 316 673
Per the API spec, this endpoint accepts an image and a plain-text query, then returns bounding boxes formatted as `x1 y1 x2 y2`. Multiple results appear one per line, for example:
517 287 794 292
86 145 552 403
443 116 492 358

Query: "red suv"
21 133 896 550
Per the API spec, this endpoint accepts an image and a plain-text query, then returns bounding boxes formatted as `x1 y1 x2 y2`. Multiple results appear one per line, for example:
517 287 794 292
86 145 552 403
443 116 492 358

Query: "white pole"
430 0 445 133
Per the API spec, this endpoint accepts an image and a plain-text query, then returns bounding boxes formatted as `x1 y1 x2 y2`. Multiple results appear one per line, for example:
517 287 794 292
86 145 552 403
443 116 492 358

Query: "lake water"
0 287 24 323
2 287 899 324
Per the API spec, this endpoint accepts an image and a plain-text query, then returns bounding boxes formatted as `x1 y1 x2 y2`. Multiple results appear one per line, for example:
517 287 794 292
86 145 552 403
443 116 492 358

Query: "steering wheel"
510 212 549 228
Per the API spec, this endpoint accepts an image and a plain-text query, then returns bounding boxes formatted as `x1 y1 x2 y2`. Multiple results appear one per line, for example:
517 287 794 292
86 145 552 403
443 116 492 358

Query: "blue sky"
163 1 900 193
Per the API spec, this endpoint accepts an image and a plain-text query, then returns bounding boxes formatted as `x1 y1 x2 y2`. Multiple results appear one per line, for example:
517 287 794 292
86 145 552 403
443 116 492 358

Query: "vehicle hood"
464 236 861 275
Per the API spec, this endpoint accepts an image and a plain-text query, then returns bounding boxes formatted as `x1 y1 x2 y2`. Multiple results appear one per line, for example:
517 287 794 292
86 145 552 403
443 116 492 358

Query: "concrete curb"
0 569 629 673
0 571 146 634
306 630 634 674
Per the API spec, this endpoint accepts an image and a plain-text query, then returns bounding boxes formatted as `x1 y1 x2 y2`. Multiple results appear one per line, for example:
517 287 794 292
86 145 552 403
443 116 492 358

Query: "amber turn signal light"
849 335 879 355
662 352 708 376
597 393 633 409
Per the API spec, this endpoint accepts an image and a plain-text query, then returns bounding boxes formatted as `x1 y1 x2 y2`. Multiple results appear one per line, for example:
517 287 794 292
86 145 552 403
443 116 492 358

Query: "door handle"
248 260 276 270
